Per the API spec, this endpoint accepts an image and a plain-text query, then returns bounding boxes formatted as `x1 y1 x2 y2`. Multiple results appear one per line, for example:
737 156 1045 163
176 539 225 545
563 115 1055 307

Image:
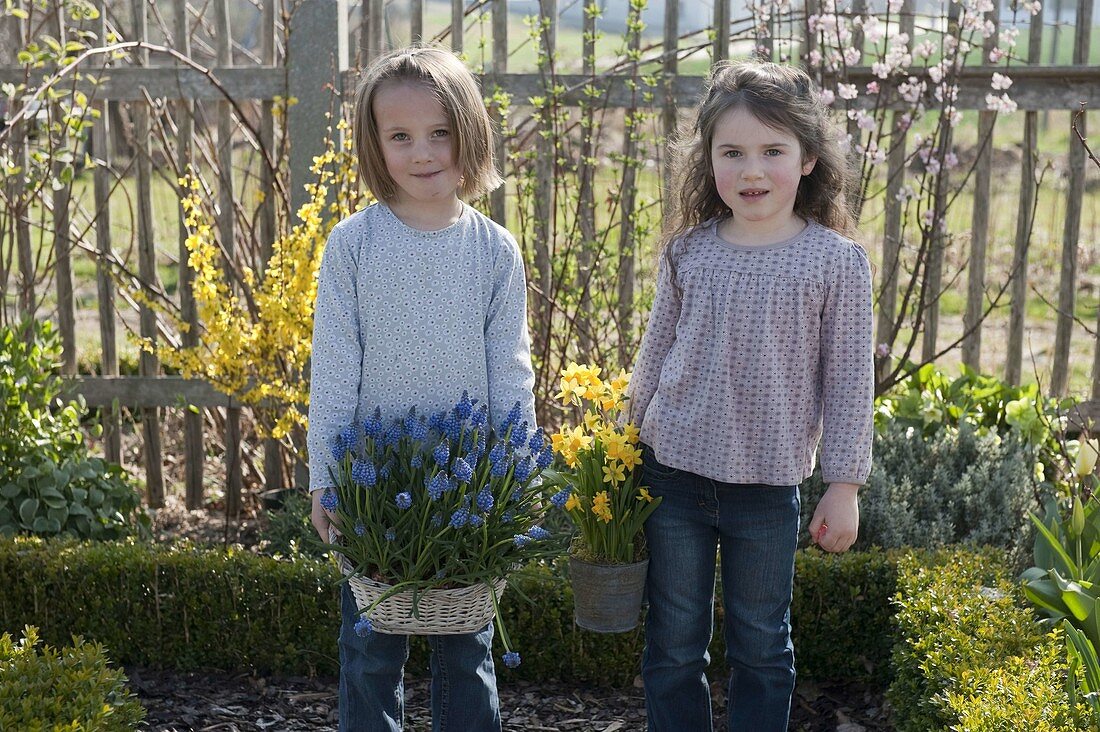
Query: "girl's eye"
765 149 782 156
431 129 450 138
724 150 741 158
392 133 408 141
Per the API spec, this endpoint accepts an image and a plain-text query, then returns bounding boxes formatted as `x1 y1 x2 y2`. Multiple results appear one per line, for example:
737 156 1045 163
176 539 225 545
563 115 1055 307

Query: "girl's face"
709 106 817 243
373 81 463 224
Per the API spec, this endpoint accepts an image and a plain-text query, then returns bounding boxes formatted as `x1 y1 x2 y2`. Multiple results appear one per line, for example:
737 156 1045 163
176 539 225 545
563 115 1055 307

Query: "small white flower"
837 83 858 100
819 88 835 106
990 72 1013 90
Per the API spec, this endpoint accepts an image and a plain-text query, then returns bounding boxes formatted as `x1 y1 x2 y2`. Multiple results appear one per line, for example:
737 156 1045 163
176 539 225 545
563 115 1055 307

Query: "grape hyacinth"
354 616 373 637
319 489 338 512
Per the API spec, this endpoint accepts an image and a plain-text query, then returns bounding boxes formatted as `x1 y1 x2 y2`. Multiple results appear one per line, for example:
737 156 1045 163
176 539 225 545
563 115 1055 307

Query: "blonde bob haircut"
353 44 503 201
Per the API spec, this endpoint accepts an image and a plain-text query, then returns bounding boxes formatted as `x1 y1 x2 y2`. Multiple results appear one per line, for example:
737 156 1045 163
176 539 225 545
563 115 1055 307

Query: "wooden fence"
0 0 1097 510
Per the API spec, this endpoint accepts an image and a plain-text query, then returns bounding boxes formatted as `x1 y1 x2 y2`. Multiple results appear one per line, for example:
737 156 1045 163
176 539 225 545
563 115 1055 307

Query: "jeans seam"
436 635 449 730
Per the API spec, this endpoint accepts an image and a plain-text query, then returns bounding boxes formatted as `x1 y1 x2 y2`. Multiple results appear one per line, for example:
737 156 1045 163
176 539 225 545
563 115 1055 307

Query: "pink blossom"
837 83 858 100
991 72 1012 90
866 81 880 94
875 343 891 358
985 93 1018 114
819 89 836 106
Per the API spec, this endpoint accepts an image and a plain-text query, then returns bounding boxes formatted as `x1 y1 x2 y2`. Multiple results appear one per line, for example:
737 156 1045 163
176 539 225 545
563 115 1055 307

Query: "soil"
136 492 893 731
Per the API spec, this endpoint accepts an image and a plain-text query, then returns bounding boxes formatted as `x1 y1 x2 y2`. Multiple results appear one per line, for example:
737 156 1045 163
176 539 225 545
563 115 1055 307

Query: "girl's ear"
801 156 818 176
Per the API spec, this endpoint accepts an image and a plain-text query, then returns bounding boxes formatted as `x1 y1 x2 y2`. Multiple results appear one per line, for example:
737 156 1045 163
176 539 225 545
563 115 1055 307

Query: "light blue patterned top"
307 202 536 492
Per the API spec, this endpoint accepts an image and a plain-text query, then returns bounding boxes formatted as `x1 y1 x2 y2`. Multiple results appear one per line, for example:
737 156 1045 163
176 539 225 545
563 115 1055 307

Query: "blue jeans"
338 583 502 732
640 445 799 732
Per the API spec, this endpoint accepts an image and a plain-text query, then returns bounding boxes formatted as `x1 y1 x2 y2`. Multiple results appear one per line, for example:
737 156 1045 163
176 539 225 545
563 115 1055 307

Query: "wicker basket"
330 527 506 635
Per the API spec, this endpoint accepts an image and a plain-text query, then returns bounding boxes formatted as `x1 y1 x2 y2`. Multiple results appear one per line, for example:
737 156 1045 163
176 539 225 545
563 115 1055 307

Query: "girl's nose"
412 140 433 163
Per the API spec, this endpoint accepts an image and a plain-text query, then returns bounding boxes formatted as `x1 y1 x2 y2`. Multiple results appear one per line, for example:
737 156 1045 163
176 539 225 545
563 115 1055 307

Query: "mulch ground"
128 664 892 731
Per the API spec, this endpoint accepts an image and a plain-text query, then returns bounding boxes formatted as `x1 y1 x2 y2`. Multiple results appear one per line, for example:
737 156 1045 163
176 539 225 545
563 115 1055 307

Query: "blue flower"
431 512 443 527
489 442 507 468
512 534 531 548
528 428 545 453
442 413 463 441
395 492 412 510
319 489 338 511
354 521 366 537
502 651 521 668
354 616 373 637
550 488 571 509
470 403 488 429
536 444 554 470
509 421 529 449
455 390 474 421
384 528 396 542
427 473 448 500
469 514 484 528
476 489 494 512
452 457 474 484
379 461 392 479
351 459 376 488
449 507 470 528
501 509 514 524
511 485 525 502
502 402 522 431
513 456 534 483
363 407 383 438
411 454 424 469
333 425 358 460
433 440 450 467
405 408 428 441
381 422 402 448
428 410 446 432
527 526 550 540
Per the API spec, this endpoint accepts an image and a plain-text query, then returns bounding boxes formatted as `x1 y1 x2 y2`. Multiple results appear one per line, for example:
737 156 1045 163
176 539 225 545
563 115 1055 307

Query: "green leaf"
0 483 19 499
18 497 39 526
1052 570 1095 622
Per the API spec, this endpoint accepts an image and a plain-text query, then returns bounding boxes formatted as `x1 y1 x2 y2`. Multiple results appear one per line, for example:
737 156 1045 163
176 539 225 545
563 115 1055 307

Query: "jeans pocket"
641 444 679 482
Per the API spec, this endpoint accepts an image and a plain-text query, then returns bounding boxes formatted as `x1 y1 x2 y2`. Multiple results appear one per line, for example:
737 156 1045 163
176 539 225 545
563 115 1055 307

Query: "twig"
1072 103 1100 172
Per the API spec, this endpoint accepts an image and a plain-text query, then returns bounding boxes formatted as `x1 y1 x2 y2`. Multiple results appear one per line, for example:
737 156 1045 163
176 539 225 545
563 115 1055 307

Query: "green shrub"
0 537 901 686
801 423 1038 564
0 319 148 540
259 487 327 560
888 548 1085 731
0 625 145 731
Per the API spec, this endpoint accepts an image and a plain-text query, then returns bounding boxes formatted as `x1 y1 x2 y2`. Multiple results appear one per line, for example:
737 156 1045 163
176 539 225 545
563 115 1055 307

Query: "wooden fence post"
172 0 204 508
50 4 76 375
713 0 730 63
1006 3 1044 385
287 0 348 219
488 0 508 226
130 0 165 508
1051 0 1093 395
616 0 644 370
961 0 1000 372
532 0 557 375
93 0 121 466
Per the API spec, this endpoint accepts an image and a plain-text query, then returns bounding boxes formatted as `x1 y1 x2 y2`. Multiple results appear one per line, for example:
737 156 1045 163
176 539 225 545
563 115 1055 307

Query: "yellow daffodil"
619 445 643 470
565 493 582 512
584 410 603 432
637 487 654 503
622 422 641 445
602 460 626 485
592 491 613 522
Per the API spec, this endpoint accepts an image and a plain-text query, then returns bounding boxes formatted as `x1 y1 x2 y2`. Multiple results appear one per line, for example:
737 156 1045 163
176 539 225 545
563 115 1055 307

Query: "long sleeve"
307 224 363 492
819 243 874 485
484 233 537 434
627 254 682 429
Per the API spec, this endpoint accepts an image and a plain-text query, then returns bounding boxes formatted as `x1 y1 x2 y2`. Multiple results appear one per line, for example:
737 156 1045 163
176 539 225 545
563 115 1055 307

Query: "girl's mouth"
740 189 768 199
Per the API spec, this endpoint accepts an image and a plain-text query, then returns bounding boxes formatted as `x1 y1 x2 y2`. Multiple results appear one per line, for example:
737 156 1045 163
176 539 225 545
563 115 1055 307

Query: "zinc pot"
569 556 648 633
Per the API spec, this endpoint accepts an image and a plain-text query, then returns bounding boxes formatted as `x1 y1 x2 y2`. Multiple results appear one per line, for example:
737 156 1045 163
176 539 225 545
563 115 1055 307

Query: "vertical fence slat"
961 1 1000 371
260 0 283 492
532 0 556 371
93 0 121 465
1006 3 1044 384
451 0 463 52
8 10 34 326
173 0 204 507
713 0 729 63
488 0 507 225
411 0 424 42
661 0 678 198
616 1 642 370
575 0 597 360
1051 0 1093 395
370 0 385 61
874 0 913 383
215 0 244 516
130 0 165 508
51 3 76 375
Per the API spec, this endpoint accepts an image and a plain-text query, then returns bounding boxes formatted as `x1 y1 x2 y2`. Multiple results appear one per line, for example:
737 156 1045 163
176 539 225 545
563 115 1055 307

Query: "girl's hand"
808 483 859 553
310 489 338 542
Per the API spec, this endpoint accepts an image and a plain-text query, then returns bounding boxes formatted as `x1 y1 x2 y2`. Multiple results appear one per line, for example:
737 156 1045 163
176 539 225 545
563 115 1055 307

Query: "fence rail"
2 0 1098 512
